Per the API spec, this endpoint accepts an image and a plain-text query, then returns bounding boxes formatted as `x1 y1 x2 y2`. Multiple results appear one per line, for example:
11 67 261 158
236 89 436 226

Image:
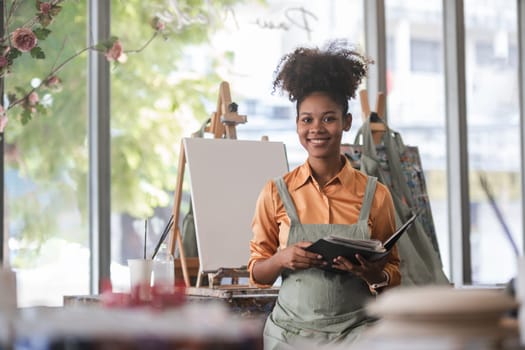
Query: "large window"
4 2 89 306
385 0 449 277
410 39 442 73
465 0 521 284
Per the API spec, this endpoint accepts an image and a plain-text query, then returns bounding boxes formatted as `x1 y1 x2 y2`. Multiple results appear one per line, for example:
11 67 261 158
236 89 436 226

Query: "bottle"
152 243 175 293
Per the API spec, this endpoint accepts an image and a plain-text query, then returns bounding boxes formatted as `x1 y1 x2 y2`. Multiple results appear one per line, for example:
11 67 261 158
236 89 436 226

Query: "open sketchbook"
305 211 419 269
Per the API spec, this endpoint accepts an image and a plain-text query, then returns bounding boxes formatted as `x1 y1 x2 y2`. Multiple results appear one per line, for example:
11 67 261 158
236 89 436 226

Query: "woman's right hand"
277 241 327 271
252 241 326 285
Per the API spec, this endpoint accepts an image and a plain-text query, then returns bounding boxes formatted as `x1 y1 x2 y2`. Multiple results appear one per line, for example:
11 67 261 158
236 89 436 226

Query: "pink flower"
45 75 60 86
0 56 8 68
11 28 38 52
156 21 165 31
28 92 39 106
40 2 52 15
105 40 123 62
45 75 62 91
23 92 39 113
151 17 165 31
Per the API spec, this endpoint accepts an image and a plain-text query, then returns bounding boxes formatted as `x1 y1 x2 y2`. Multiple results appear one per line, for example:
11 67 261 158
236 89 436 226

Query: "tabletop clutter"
0 266 264 349
2 264 524 350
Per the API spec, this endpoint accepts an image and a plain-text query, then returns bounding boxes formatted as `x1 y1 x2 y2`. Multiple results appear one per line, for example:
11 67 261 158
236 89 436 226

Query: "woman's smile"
308 137 330 145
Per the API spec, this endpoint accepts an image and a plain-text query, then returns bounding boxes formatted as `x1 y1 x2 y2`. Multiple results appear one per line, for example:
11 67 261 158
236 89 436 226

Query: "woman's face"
296 92 351 160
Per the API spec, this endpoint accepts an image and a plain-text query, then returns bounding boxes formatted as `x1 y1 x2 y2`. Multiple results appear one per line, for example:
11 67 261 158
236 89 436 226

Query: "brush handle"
151 215 174 259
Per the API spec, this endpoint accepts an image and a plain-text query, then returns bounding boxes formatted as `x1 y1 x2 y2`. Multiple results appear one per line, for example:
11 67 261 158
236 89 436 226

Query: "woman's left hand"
331 253 389 285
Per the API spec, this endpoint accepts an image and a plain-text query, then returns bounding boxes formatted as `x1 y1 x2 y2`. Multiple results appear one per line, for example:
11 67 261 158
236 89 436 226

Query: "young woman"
248 40 401 349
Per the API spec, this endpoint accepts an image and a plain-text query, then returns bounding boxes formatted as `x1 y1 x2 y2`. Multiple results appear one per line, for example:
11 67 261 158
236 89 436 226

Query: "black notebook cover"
305 211 418 267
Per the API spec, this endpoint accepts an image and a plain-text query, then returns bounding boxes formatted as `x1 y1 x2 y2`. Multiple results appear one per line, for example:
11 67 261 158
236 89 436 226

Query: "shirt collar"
338 156 356 189
289 156 355 191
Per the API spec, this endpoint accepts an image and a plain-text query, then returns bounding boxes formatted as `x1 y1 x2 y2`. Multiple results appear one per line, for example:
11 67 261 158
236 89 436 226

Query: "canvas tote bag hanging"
354 119 449 285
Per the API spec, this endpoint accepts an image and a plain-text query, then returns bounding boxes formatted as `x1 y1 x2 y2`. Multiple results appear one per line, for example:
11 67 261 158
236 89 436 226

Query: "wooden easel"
359 89 387 145
168 81 247 287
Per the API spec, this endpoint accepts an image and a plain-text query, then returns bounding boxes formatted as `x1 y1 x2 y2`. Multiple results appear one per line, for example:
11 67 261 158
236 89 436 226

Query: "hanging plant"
0 0 166 131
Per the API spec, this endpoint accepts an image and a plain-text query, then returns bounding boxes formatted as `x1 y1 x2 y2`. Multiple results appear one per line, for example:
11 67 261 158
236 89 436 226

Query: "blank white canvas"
183 137 289 272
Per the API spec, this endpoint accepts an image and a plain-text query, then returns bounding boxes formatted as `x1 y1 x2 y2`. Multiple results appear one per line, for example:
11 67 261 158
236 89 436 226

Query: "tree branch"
6 29 161 113
123 31 159 55
7 45 91 110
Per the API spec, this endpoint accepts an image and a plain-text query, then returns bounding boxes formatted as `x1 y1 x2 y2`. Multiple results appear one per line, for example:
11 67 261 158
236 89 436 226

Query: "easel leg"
175 227 190 287
169 140 191 287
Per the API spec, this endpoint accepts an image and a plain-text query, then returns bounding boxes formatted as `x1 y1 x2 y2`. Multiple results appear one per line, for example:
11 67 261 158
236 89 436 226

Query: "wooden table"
185 286 278 318
64 286 278 319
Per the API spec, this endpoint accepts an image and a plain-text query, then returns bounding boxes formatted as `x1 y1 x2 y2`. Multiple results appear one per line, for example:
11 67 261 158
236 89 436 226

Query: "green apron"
263 176 378 349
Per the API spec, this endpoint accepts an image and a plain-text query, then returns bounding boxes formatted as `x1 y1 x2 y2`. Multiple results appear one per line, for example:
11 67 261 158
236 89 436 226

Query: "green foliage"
33 27 51 40
6 48 22 62
20 109 32 124
30 46 45 59
5 0 246 261
95 36 119 51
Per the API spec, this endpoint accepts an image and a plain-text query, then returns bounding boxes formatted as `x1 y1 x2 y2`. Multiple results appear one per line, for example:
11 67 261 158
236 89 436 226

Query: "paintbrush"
151 215 174 259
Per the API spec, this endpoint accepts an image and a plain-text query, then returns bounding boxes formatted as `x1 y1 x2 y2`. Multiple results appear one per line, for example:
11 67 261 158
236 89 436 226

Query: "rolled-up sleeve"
370 185 401 288
248 181 281 287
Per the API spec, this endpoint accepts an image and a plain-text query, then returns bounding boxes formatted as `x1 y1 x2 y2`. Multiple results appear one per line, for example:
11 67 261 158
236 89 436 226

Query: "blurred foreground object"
354 286 518 350
11 302 262 349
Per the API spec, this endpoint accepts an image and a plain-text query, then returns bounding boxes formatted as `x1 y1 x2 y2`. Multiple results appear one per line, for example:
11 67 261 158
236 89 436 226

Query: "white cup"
128 259 153 300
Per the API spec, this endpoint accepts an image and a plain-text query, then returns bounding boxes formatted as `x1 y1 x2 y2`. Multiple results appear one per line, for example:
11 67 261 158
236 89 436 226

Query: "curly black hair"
272 39 373 115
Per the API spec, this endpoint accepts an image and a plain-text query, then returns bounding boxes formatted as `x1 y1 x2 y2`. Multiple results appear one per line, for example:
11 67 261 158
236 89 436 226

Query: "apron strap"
358 176 377 224
273 177 300 225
